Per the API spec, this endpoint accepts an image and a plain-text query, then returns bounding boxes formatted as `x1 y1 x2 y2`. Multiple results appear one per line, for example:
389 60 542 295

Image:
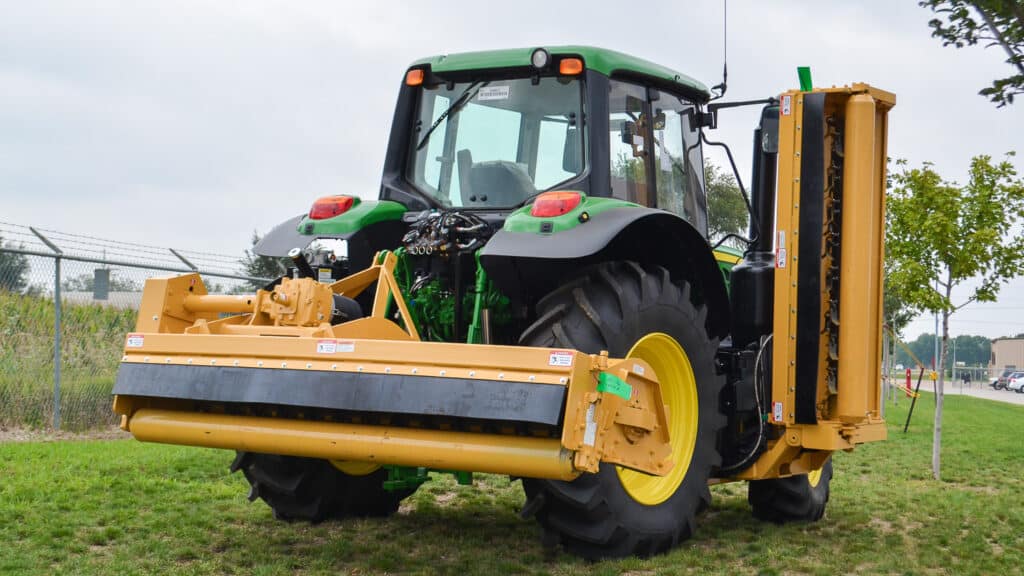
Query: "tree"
920 0 1024 106
240 231 288 289
886 153 1024 479
705 162 750 247
0 234 29 292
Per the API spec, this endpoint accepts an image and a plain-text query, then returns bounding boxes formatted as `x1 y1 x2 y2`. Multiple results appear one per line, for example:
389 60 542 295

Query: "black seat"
464 161 536 206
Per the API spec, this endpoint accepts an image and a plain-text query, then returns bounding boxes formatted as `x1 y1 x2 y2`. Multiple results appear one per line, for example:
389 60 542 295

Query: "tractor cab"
382 46 711 235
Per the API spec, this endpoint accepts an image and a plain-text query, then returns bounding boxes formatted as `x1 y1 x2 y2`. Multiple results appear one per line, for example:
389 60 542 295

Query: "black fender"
254 214 407 273
480 207 730 339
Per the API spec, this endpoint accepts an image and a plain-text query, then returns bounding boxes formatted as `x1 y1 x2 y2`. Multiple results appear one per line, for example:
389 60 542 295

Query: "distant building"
989 338 1024 375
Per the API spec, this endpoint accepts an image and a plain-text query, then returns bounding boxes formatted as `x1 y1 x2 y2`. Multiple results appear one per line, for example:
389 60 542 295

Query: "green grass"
2 393 1022 575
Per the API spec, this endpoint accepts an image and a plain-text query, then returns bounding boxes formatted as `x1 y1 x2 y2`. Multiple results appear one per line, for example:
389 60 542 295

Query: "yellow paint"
330 461 381 476
807 466 823 488
129 408 579 480
616 333 697 505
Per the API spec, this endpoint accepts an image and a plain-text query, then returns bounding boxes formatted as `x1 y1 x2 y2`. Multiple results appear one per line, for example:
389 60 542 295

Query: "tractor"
112 46 894 559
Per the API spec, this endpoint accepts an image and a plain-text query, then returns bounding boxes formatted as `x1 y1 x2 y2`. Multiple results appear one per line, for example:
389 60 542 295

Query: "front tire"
518 262 725 559
231 453 412 522
748 458 833 523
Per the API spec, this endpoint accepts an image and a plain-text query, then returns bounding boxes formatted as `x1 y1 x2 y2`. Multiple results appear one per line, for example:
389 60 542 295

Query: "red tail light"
308 195 357 220
530 191 582 217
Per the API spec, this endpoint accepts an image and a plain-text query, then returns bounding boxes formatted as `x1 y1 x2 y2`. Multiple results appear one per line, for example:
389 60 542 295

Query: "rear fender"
480 207 730 339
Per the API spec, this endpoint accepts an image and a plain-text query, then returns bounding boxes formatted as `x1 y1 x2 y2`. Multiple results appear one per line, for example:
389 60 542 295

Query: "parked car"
993 368 1017 390
1007 371 1024 393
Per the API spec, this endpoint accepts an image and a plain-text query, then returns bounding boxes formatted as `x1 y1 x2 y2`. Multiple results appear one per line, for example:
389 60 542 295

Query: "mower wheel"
519 261 725 559
748 458 833 523
231 453 412 522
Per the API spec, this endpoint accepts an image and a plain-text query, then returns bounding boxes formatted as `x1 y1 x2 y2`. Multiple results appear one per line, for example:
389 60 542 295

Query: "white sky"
1 0 1022 340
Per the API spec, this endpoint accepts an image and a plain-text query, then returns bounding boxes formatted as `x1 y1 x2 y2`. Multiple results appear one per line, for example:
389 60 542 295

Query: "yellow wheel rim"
807 466 824 488
330 460 381 476
615 333 699 506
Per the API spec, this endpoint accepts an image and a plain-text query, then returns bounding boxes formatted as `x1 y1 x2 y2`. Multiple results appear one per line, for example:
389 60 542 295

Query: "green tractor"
114 46 893 558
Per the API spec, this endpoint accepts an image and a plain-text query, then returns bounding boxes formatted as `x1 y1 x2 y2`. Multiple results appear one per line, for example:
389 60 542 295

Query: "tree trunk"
932 282 953 480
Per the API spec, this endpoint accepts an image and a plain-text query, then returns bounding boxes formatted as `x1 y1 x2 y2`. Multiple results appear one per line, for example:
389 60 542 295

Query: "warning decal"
548 350 574 367
317 339 355 354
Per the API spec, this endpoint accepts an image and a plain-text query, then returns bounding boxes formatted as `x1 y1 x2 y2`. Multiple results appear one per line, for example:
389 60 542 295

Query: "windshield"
407 76 586 208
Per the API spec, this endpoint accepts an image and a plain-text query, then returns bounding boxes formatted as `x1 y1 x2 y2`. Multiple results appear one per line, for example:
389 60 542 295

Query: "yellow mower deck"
113 254 674 481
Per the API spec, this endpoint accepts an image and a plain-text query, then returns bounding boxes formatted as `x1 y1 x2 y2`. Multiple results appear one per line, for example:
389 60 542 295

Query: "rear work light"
530 191 582 217
308 195 358 220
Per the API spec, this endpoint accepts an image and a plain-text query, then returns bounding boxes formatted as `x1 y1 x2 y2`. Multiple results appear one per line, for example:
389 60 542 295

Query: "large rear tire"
231 453 412 522
748 458 833 523
518 262 725 559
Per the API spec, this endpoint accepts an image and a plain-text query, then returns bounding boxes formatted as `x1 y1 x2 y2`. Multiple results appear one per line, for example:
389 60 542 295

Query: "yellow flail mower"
114 46 894 559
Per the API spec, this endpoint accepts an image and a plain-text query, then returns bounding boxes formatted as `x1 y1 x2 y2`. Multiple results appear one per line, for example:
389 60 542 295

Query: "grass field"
2 393 1022 575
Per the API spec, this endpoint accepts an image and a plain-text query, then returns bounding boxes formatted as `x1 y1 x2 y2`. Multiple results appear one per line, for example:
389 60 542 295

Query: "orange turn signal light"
405 69 425 86
559 58 584 76
309 195 358 220
531 191 583 217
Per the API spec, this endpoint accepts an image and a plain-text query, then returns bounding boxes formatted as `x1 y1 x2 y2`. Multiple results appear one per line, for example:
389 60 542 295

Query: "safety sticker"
583 403 597 446
317 268 333 283
773 401 784 423
776 230 787 269
317 339 355 353
549 350 574 366
781 94 792 116
126 334 144 348
478 85 510 101
632 363 645 376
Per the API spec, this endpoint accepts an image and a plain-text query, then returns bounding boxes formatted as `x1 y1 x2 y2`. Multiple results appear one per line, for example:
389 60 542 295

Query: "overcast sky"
1 0 1022 342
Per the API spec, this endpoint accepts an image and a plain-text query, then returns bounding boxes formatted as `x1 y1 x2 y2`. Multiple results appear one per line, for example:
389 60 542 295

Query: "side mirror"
621 121 635 144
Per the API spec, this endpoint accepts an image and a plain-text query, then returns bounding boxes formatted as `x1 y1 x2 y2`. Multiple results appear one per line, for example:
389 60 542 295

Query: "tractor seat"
464 161 536 207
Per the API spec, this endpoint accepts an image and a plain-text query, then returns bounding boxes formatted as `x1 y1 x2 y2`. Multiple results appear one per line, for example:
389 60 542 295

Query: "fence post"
53 255 62 429
30 227 64 430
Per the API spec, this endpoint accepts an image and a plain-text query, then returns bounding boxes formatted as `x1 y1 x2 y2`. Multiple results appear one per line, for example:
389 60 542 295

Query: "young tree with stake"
886 153 1024 479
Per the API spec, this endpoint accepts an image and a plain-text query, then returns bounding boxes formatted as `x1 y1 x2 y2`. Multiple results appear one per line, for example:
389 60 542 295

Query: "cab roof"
410 45 710 101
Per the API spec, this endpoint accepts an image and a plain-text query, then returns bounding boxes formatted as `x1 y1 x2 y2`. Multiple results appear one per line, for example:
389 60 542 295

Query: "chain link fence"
0 222 268 431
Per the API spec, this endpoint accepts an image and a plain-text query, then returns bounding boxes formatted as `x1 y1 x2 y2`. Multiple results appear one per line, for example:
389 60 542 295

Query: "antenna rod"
711 0 729 99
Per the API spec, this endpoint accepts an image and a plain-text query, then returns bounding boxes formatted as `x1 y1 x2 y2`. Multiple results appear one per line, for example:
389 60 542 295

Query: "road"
885 378 1024 406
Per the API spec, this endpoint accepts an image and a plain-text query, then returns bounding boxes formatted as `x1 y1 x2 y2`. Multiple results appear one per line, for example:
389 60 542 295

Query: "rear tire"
231 453 412 522
518 262 725 559
748 458 833 523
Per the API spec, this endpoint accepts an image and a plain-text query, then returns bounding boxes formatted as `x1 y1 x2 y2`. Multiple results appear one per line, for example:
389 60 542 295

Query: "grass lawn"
2 393 1022 575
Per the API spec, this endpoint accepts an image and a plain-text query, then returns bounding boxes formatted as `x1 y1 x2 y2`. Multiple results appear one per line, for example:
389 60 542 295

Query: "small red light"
530 191 582 217
309 195 356 220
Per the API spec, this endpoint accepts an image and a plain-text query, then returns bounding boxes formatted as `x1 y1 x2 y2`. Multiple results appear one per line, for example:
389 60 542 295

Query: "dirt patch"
869 517 895 534
0 425 129 443
434 491 458 506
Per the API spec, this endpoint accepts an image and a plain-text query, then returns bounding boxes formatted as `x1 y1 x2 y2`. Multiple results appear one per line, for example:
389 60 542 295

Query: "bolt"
257 361 264 367
281 362 287 368
306 363 312 369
